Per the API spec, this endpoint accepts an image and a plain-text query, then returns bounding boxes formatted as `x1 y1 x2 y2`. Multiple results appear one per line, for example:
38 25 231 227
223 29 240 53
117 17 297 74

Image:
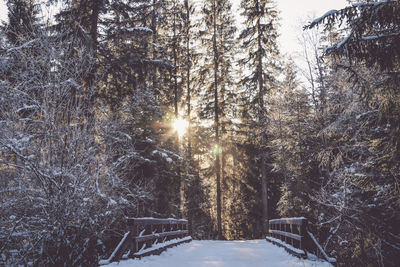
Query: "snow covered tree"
0 28 131 266
270 59 317 219
0 3 172 264
198 0 237 240
2 0 41 45
305 0 400 71
303 2 400 265
238 0 280 233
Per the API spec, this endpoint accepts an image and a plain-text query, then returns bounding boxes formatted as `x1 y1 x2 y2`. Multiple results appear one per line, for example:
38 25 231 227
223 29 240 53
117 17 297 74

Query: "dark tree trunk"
212 0 223 240
256 1 269 235
185 0 192 161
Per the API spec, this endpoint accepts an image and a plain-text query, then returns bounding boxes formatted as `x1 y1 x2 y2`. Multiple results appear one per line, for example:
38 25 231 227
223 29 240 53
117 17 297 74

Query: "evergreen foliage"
198 0 237 240
238 0 280 234
0 0 399 266
305 0 400 70
3 0 40 45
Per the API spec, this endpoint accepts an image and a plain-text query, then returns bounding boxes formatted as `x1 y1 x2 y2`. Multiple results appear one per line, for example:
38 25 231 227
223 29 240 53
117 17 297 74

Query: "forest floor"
103 239 332 267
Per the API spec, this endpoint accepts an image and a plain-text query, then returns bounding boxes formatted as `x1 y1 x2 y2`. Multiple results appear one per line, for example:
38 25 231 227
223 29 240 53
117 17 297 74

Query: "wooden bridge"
266 217 336 264
99 217 336 266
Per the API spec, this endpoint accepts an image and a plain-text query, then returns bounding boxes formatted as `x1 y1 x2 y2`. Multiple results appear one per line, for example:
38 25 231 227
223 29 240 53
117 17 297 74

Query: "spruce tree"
303 2 400 265
3 0 40 45
199 0 236 240
270 59 316 218
305 0 400 70
238 0 280 233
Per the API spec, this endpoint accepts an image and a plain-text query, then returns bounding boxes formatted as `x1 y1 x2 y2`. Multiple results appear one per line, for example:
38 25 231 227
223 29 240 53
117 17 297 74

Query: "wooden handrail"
267 217 308 253
266 217 336 265
269 217 307 225
100 217 192 265
269 230 302 241
127 218 188 225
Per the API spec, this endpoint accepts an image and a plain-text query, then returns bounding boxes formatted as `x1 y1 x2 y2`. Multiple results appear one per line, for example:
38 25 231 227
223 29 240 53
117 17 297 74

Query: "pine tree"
177 0 211 234
303 2 400 264
182 0 196 161
3 0 40 45
199 0 236 240
270 59 316 218
238 0 280 233
305 0 400 70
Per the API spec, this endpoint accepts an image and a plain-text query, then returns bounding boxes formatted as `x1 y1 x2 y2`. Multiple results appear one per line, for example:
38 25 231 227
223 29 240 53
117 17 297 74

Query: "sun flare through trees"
0 0 399 266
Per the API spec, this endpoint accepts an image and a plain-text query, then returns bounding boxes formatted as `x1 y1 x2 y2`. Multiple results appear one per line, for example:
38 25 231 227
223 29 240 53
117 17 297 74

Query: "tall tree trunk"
185 0 192 162
173 9 179 118
151 0 158 97
278 102 287 184
86 0 100 130
171 3 183 216
212 0 223 240
89 0 100 51
314 47 326 120
256 2 269 234
303 43 317 112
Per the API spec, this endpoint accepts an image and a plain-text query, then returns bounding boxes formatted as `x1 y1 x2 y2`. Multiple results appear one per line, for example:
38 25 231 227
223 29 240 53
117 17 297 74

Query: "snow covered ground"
103 240 332 267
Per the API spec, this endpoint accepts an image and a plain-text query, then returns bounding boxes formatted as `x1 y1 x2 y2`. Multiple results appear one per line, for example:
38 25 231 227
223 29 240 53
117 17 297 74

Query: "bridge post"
266 217 335 265
102 218 191 264
299 218 307 251
267 217 308 257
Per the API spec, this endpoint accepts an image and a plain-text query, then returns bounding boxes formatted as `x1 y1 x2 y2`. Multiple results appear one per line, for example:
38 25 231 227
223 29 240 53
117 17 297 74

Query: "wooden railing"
266 217 336 265
99 218 192 265
267 217 308 255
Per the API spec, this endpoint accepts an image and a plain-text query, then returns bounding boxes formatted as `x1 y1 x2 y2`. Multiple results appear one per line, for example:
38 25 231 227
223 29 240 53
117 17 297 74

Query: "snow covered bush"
0 28 143 266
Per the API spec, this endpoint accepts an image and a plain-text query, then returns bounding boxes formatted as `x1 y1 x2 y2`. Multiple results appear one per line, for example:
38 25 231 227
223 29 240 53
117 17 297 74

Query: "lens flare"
213 144 222 155
173 118 189 137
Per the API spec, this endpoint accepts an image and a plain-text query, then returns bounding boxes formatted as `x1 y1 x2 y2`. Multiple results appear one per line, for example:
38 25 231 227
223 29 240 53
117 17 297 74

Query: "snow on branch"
324 31 399 57
351 0 389 8
308 10 338 28
60 78 82 89
324 31 353 54
114 152 153 168
305 0 391 29
150 42 164 49
6 38 40 53
126 26 154 34
361 33 399 40
145 59 174 69
16 104 38 113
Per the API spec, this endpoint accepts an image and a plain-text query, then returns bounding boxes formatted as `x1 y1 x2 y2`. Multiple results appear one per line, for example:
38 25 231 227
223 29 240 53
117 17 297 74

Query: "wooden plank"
307 231 336 264
269 230 302 241
266 237 306 259
102 217 191 265
134 230 189 242
269 218 307 225
99 231 132 264
127 218 188 226
133 237 192 258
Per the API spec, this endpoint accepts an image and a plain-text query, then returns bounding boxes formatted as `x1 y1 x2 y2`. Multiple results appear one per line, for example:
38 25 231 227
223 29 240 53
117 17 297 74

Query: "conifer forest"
0 0 399 266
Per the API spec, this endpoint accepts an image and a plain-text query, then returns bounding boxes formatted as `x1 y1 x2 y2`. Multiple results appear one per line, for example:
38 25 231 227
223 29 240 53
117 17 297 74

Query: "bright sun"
173 118 189 137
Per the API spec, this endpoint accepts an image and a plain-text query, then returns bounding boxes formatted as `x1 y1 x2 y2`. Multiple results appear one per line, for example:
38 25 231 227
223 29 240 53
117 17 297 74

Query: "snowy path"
103 240 332 267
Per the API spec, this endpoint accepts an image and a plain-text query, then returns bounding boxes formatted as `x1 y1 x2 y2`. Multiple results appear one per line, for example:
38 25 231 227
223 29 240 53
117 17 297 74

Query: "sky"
0 1 6 22
231 0 348 57
274 0 348 55
0 0 349 57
